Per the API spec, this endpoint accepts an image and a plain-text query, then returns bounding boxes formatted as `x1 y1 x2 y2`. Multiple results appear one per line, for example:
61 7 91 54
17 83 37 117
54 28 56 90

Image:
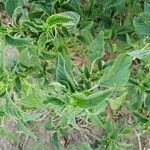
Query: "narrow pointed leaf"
17 121 37 140
56 53 75 92
72 90 112 109
88 31 104 62
127 49 150 59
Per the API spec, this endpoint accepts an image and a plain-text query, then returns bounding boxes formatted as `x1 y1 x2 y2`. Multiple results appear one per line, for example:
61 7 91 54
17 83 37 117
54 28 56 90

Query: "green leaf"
17 121 37 140
100 54 132 87
23 20 43 32
56 53 75 92
41 51 56 60
46 11 80 32
110 92 127 110
6 94 23 119
0 128 19 142
117 0 126 14
43 121 54 131
33 2 52 15
21 93 43 108
61 11 80 26
0 39 4 73
78 143 92 150
126 33 133 46
126 88 143 111
61 11 80 32
0 26 8 36
133 12 150 36
23 113 43 122
127 50 150 59
60 107 80 129
68 0 82 15
104 0 122 10
88 31 104 62
6 102 23 119
51 132 61 150
46 12 73 28
144 2 150 13
5 0 20 17
19 48 40 67
4 46 19 68
145 94 150 110
68 114 79 130
133 112 149 124
67 109 80 130
78 29 93 45
38 32 48 50
44 96 65 107
5 35 30 47
71 90 112 109
90 116 102 128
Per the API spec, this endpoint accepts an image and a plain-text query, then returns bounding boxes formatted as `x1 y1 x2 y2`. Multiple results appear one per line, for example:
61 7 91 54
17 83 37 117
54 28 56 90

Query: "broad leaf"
69 0 82 15
61 11 80 32
19 48 40 67
5 35 30 47
46 11 78 28
46 14 72 28
61 11 80 26
100 54 132 87
133 12 150 36
5 0 20 17
23 20 43 32
46 11 80 32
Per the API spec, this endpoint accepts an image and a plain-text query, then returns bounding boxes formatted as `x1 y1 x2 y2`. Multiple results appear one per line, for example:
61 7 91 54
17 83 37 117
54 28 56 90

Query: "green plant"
0 0 150 149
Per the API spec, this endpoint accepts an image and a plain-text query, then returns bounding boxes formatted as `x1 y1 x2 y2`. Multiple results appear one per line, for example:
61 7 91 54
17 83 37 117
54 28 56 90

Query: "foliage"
0 0 150 149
